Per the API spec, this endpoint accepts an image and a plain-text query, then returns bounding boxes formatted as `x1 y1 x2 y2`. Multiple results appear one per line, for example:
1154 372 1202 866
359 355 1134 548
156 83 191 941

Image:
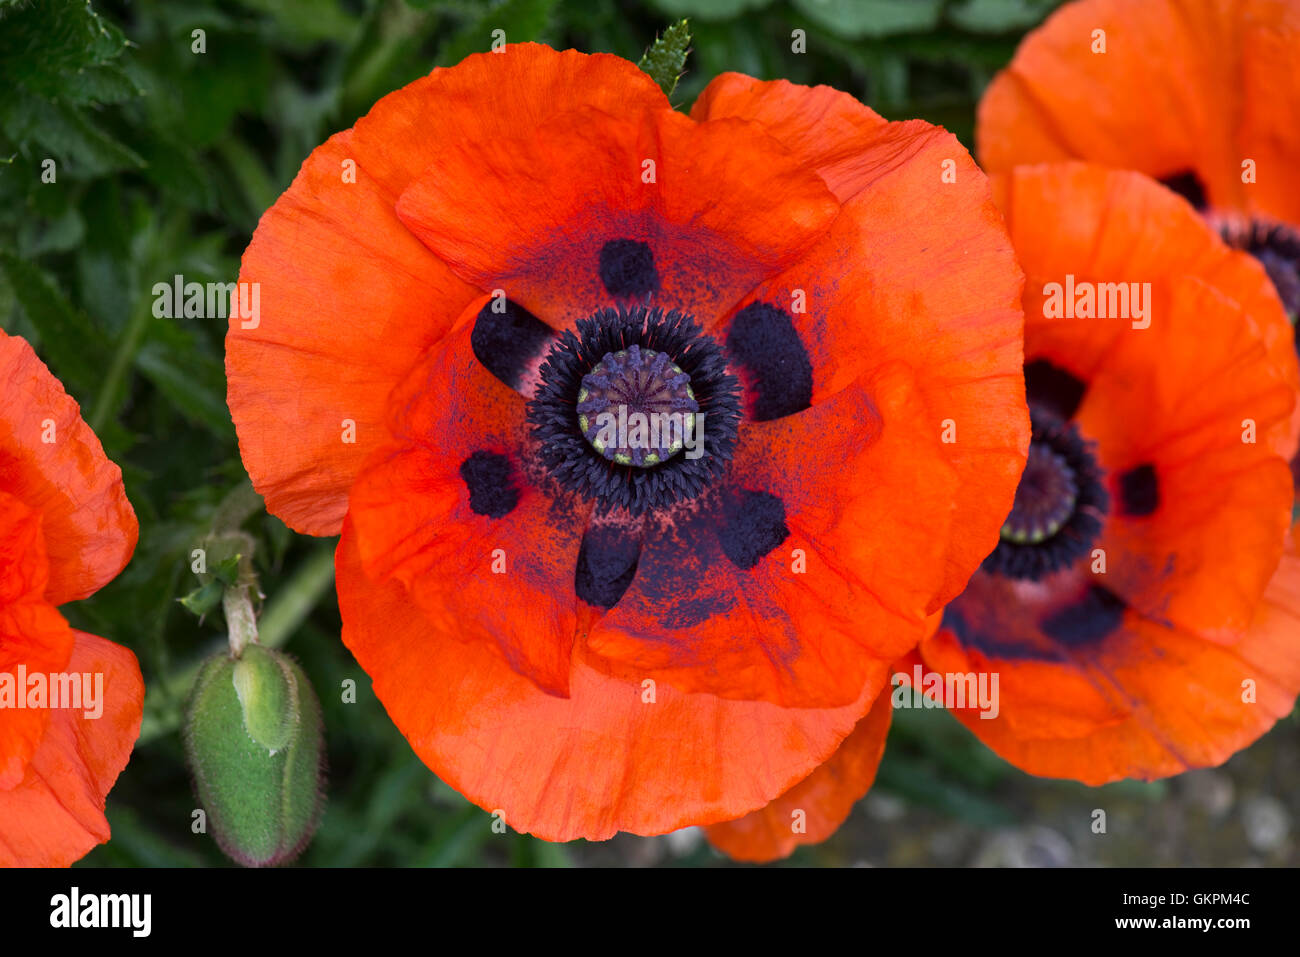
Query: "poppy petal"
704 687 892 862
227 44 668 536
585 362 957 709
0 630 143 866
345 316 589 697
394 104 840 328
1077 277 1296 638
993 163 1300 459
692 74 1030 606
0 512 73 786
691 73 890 203
336 522 877 841
977 0 1300 223
921 530 1300 783
0 331 136 605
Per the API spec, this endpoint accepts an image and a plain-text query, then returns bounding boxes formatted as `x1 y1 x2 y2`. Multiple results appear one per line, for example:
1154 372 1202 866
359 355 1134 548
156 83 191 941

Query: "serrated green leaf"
61 64 144 106
638 20 692 98
0 0 130 99
0 93 144 176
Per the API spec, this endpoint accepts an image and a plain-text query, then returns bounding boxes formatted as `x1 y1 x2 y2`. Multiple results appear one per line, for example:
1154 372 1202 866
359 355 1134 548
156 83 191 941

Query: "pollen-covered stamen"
1000 444 1078 543
1219 218 1300 321
984 409 1109 582
577 346 699 467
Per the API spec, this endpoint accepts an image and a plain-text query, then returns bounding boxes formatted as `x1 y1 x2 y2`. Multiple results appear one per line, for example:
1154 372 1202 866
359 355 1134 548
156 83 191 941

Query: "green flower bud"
184 644 324 867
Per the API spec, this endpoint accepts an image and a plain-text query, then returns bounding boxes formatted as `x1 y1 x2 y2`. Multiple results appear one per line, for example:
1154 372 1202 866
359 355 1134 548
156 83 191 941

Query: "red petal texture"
0 631 144 867
977 0 1300 224
337 522 878 841
919 531 1300 782
227 45 670 535
0 330 137 605
1080 278 1295 638
992 163 1300 459
346 311 589 697
704 687 892 862
0 493 69 789
396 105 840 328
694 75 1030 608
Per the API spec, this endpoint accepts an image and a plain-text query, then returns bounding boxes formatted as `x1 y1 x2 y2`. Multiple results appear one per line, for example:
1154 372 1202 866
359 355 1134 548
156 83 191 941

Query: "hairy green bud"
184 644 324 867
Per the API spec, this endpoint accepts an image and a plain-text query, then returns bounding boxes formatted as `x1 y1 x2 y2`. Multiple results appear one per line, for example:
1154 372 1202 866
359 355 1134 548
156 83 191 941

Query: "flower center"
577 346 699 467
527 306 740 514
1000 443 1078 543
984 409 1109 581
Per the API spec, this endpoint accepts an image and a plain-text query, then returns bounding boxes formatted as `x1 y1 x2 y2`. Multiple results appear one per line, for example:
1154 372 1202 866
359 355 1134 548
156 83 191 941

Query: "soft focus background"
1 0 1295 867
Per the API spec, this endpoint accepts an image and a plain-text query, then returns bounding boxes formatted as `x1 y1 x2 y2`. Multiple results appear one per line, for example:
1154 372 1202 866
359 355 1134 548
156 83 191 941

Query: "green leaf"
179 580 225 618
0 252 109 397
638 19 692 98
948 0 1057 33
437 0 559 67
791 0 944 39
0 0 131 99
231 0 361 44
648 0 775 20
0 93 144 176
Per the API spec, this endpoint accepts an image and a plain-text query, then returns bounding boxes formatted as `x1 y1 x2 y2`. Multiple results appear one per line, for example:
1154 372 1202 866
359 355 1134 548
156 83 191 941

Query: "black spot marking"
470 299 554 390
574 524 642 609
598 239 658 298
1039 584 1127 646
459 451 519 518
726 302 813 421
718 489 789 570
1118 463 1159 517
1158 169 1207 211
1023 358 1086 422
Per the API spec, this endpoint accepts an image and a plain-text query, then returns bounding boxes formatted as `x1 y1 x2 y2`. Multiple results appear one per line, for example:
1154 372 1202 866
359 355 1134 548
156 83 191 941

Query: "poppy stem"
223 581 260 658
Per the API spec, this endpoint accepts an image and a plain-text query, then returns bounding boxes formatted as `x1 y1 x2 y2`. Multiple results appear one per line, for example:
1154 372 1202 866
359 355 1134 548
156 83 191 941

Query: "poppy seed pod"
184 644 324 867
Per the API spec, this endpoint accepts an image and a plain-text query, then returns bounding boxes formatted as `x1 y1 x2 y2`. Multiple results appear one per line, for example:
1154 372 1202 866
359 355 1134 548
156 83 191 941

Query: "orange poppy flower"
0 329 143 867
909 163 1300 785
977 0 1300 461
227 44 1029 842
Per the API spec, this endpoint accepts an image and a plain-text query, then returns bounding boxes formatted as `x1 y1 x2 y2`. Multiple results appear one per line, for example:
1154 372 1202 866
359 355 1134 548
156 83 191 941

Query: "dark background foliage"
0 0 1294 867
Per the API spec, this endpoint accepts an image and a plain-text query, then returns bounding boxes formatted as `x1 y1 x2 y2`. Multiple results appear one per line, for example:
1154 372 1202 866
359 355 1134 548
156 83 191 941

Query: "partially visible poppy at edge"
910 161 1300 785
0 329 144 867
977 0 1300 471
225 43 1032 845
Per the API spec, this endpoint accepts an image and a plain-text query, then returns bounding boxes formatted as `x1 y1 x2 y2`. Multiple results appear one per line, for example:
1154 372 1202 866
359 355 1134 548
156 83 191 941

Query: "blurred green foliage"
0 0 1085 867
